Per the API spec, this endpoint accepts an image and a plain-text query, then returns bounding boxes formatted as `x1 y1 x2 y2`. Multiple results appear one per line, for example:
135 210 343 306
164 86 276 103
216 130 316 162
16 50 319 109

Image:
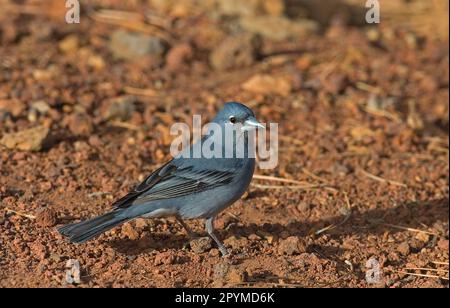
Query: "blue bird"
58 102 264 256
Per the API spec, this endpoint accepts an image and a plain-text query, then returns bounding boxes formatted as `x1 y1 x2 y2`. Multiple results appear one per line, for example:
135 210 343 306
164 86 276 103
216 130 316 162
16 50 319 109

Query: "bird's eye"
229 116 236 124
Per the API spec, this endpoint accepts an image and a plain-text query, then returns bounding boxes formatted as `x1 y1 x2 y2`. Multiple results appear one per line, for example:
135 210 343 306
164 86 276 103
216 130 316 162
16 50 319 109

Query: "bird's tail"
57 210 129 243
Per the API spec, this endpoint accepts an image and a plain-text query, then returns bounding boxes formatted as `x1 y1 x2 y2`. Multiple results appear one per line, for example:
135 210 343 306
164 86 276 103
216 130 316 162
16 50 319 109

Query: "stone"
134 218 149 230
263 0 285 16
397 242 410 256
278 236 306 255
210 33 260 71
0 99 26 117
437 239 449 251
109 30 168 60
224 235 249 249
240 16 318 41
217 0 263 17
0 126 49 151
154 251 176 265
414 232 430 243
29 242 48 260
121 222 139 240
31 100 51 115
213 262 229 281
166 42 193 71
67 112 94 135
190 237 213 253
36 208 58 228
228 267 248 284
100 96 136 121
242 74 292 97
58 34 79 53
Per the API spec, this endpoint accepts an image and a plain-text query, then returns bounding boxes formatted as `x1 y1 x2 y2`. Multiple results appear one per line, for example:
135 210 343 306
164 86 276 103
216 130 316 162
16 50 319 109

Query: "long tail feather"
57 211 128 243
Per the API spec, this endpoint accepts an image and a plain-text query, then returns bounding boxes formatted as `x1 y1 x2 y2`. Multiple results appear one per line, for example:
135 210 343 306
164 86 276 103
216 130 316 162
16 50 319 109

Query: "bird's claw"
219 246 230 257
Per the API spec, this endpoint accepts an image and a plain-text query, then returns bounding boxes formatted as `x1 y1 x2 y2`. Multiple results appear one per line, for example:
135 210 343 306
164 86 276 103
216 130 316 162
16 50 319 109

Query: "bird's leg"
205 217 229 256
176 216 197 239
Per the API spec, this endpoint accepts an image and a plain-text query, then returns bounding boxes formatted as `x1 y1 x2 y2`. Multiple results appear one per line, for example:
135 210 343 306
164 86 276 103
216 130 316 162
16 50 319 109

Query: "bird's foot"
219 245 230 257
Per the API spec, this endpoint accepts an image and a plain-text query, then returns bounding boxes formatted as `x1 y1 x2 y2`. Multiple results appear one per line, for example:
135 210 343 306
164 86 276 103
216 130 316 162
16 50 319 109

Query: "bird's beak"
241 116 265 131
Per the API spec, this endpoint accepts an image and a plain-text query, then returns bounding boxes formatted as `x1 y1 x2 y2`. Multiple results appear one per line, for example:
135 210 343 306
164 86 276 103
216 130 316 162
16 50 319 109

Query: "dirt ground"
0 0 448 288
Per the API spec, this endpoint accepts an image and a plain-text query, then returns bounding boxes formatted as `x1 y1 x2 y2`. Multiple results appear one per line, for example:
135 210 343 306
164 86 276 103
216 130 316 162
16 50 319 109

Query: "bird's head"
213 102 264 131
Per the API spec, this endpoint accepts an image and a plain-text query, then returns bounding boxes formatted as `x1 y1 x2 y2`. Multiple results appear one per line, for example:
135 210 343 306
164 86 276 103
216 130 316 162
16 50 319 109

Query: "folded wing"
112 160 237 209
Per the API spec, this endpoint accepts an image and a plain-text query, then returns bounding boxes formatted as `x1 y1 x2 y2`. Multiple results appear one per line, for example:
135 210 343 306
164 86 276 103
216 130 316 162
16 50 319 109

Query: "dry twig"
5 208 36 220
315 192 352 235
358 168 407 188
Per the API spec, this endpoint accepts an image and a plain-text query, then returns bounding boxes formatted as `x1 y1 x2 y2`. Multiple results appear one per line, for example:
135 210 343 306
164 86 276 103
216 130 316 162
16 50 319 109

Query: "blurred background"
0 0 448 288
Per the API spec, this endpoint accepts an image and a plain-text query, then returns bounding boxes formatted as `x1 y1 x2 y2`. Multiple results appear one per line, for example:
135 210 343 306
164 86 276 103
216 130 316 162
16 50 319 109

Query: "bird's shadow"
109 233 189 255
232 198 449 238
108 197 448 257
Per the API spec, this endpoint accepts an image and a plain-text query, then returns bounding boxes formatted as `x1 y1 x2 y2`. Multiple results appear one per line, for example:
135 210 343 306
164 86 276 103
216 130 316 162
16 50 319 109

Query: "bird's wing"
112 160 238 209
111 160 176 209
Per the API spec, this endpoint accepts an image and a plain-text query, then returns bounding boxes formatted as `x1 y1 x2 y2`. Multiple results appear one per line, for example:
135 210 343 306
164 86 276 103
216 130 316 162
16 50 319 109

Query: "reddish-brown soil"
0 0 448 288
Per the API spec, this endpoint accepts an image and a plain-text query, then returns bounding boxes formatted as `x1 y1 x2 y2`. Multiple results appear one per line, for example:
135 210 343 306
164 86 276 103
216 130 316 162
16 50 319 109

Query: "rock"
36 208 58 228
322 73 348 94
295 54 314 70
29 242 47 260
248 233 260 241
31 100 51 115
100 96 136 121
1 21 19 44
209 33 260 71
213 263 248 285
121 222 139 240
134 218 149 230
256 230 275 244
0 125 49 151
437 239 449 251
109 30 168 60
0 99 26 117
228 266 248 284
240 16 318 41
213 263 230 281
154 251 176 266
242 74 292 97
29 22 53 42
397 242 410 256
217 0 263 17
190 237 213 254
32 66 58 81
297 202 311 212
87 54 106 70
409 239 426 251
367 95 395 112
166 42 193 71
49 253 61 263
263 0 285 16
209 248 220 257
73 141 90 152
331 163 350 177
415 232 430 243
67 112 94 135
27 110 37 123
420 74 439 92
88 135 103 147
58 34 79 53
278 236 306 255
224 235 249 250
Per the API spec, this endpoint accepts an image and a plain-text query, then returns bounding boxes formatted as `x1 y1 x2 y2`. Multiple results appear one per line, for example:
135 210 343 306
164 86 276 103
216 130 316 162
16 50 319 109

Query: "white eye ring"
229 116 236 124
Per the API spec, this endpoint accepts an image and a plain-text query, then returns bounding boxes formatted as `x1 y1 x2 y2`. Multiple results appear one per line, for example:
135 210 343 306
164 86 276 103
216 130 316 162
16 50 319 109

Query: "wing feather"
113 161 237 209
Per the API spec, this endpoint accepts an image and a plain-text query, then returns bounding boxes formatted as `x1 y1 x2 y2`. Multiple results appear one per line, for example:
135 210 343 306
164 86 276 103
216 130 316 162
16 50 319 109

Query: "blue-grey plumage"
57 102 263 256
